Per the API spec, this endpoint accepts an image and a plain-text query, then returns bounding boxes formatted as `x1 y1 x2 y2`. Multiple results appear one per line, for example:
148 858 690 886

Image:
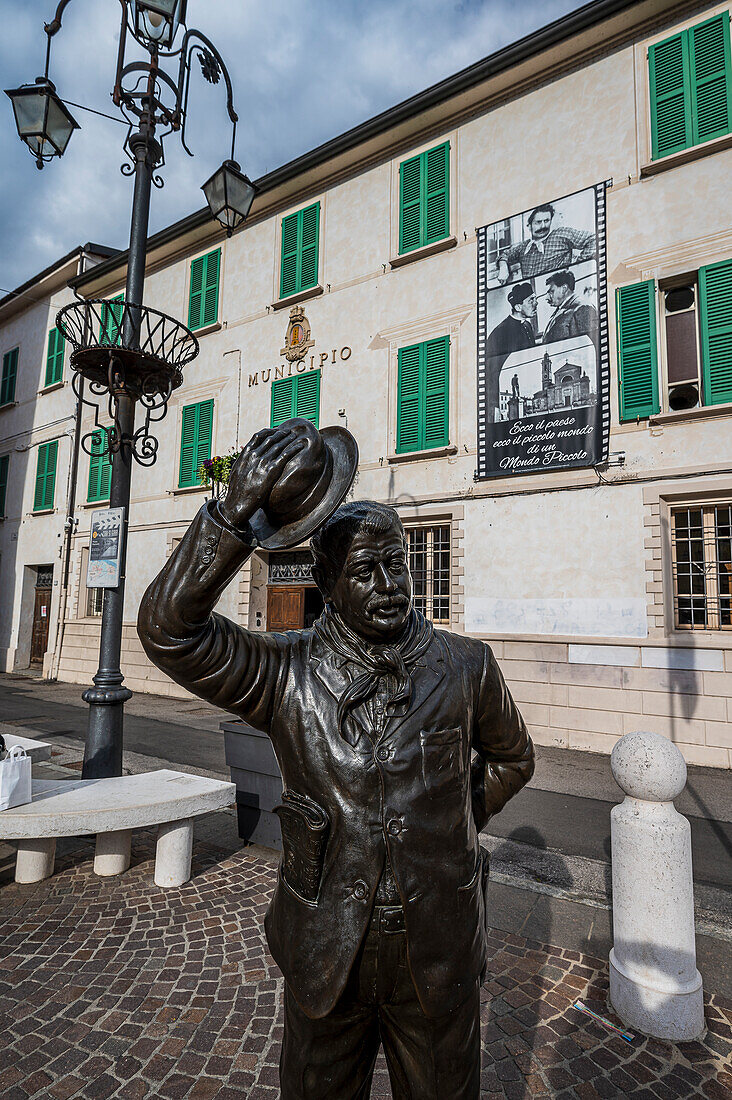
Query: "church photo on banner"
476 183 610 480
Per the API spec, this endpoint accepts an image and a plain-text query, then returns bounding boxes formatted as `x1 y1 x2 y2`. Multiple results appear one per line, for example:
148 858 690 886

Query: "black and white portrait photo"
477 185 610 478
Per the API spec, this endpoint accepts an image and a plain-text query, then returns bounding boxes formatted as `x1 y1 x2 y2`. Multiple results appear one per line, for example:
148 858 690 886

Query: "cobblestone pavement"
0 830 729 1100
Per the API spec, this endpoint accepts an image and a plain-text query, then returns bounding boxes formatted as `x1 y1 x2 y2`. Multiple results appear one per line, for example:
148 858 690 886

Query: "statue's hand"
217 427 306 533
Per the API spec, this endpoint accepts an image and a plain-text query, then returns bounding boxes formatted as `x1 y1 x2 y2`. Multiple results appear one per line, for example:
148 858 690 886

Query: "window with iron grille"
86 586 104 617
406 524 451 625
671 504 732 629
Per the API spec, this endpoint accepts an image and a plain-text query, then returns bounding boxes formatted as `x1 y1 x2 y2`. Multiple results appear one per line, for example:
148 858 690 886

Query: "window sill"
0 401 18 411
31 508 56 516
38 381 65 395
649 401 732 426
189 320 222 339
82 498 110 508
168 483 208 496
271 285 324 311
389 236 457 270
640 132 732 179
388 444 457 464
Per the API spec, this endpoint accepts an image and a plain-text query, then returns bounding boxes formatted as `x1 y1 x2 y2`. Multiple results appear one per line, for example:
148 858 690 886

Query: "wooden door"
31 588 52 664
267 586 305 631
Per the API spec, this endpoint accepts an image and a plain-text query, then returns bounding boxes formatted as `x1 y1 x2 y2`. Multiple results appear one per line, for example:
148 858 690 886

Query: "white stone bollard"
609 731 704 1041
155 817 193 887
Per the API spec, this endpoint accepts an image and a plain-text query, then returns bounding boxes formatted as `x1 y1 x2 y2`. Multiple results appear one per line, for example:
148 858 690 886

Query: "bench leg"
155 818 193 888
15 838 56 884
94 830 132 877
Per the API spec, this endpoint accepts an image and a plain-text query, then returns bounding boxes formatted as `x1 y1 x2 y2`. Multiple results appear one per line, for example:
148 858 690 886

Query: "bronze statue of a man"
138 421 534 1100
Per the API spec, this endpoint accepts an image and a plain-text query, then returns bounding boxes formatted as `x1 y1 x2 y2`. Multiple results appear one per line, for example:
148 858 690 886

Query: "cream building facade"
12 0 732 767
0 244 115 676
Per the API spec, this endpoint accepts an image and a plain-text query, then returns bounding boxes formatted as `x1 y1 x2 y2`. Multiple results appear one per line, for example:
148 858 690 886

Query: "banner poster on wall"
476 183 610 480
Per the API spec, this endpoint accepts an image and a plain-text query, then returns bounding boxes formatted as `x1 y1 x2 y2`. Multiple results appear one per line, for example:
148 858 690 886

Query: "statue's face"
327 526 412 642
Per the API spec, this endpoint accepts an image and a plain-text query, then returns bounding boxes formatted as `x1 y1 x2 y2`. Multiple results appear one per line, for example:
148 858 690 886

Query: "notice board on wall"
476 183 610 480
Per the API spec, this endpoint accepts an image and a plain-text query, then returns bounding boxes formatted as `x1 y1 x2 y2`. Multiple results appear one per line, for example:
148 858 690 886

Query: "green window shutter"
423 336 450 448
195 398 214 471
299 204 320 291
271 377 295 426
188 256 205 329
0 454 8 518
280 212 300 299
397 344 422 452
294 370 321 427
399 142 450 254
1 347 19 405
280 204 320 298
699 258 732 406
424 143 449 246
179 400 214 487
649 31 692 158
87 427 112 503
100 294 124 346
616 281 659 421
188 250 221 331
399 154 423 254
34 440 57 512
689 14 732 145
44 327 65 387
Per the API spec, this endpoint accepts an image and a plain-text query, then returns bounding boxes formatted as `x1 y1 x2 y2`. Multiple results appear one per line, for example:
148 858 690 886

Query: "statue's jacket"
138 503 534 1020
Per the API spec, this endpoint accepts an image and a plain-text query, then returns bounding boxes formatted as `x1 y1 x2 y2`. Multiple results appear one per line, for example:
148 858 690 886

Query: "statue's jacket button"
353 880 368 900
386 818 402 837
375 747 390 763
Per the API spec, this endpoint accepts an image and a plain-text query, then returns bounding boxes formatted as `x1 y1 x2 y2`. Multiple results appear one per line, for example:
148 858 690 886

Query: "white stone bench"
0 770 235 888
2 732 52 762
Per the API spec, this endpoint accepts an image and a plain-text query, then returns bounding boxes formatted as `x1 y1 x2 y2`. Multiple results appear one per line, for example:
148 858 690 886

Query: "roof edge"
1 242 119 314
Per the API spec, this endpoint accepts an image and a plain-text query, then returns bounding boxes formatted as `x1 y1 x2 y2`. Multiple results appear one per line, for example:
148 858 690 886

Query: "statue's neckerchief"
314 604 434 746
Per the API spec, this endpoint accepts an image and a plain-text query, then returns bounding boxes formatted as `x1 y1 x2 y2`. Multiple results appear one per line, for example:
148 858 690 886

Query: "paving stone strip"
0 834 729 1099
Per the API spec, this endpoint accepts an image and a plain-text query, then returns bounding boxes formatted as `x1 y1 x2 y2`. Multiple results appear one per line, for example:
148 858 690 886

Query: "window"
80 547 103 616
87 426 113 503
44 326 65 387
87 586 104 617
399 142 450 254
188 249 220 331
33 440 58 512
179 399 213 488
1 347 19 406
99 294 124 346
271 370 320 428
397 336 449 453
280 203 320 299
0 454 8 518
406 524 451 624
671 504 732 630
617 258 732 418
649 13 732 160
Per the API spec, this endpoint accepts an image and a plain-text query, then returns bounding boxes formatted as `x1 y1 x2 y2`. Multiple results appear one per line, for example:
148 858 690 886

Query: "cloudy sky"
1 0 585 292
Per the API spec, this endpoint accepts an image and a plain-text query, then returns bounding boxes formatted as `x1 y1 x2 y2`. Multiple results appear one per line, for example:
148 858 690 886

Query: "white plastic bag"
0 745 32 811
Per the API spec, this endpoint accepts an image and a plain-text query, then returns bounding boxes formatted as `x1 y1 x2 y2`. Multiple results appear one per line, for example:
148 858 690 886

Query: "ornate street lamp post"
6 1 257 778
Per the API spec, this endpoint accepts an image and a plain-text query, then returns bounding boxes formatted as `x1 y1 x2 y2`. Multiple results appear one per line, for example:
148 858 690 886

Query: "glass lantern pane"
202 171 226 217
45 96 75 154
12 92 47 136
228 175 256 218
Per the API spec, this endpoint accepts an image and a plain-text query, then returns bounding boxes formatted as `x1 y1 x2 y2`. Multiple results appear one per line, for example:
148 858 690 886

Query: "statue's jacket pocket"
274 790 330 905
420 726 464 796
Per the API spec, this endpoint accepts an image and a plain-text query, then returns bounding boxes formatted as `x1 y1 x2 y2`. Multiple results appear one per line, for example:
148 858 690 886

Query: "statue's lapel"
308 633 366 749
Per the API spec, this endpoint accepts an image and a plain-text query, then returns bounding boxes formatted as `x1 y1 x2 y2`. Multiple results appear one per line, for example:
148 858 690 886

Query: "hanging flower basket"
199 448 242 498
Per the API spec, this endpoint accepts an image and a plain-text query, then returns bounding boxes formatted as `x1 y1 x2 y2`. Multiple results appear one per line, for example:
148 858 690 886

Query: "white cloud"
1 0 583 291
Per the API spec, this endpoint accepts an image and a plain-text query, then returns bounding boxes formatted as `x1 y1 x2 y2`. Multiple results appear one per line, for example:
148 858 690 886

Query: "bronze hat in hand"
248 418 358 549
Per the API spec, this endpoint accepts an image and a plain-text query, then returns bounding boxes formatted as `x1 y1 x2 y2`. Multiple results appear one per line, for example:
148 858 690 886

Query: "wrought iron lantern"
5 77 79 168
132 0 187 49
201 160 257 236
